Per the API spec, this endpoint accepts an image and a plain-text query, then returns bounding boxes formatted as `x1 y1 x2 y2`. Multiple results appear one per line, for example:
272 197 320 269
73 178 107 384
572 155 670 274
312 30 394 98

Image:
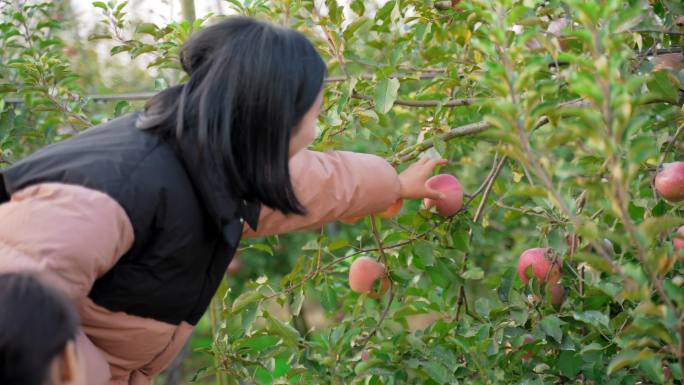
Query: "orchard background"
2 0 684 384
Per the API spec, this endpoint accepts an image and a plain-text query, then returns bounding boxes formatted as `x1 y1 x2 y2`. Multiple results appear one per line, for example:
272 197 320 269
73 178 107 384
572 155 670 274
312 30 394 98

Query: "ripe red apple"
517 248 561 284
423 174 463 216
340 215 364 225
378 199 403 219
348 257 390 299
521 335 534 361
655 162 684 202
549 283 565 306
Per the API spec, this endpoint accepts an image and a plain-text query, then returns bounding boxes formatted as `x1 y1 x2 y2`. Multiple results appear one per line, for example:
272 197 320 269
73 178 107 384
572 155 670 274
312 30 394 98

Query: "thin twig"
351 91 476 108
658 122 684 169
612 175 676 312
631 29 684 36
638 47 683 58
357 287 395 349
456 154 507 321
467 152 500 199
473 155 507 223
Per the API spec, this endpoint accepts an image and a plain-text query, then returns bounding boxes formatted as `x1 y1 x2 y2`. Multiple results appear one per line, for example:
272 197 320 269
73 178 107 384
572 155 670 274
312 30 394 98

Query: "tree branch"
658 122 684 169
631 29 684 36
456 154 507 321
351 91 476 108
390 99 588 165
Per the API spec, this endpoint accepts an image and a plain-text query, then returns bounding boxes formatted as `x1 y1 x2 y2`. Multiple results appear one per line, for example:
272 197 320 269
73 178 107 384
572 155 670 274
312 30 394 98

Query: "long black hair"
0 273 79 385
137 16 327 215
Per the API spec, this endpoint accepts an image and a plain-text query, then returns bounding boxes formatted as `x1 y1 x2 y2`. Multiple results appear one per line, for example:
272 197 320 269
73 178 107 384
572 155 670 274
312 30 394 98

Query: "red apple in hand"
517 248 561 284
655 162 684 202
423 174 463 216
378 199 403 219
348 256 390 299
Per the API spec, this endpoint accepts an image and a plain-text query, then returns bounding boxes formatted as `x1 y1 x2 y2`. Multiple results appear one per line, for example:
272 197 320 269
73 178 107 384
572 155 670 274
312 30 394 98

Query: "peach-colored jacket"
0 149 400 385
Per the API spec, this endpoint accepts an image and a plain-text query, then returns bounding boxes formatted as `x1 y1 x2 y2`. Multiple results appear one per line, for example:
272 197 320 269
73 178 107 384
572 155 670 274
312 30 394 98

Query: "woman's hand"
397 157 448 200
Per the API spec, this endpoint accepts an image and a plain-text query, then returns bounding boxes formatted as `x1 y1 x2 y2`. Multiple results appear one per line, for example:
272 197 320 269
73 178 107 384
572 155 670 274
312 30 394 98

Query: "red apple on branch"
517 248 561 284
655 162 684 202
348 256 390 298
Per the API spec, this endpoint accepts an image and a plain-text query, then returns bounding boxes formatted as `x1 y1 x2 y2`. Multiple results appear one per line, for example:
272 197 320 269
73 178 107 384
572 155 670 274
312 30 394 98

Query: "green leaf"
355 358 385 375
343 17 370 40
422 361 449 384
572 310 610 330
647 71 679 104
557 351 582 378
265 313 300 348
290 289 304 317
92 1 108 10
320 282 337 312
497 267 516 303
580 342 605 354
373 78 400 114
328 239 349 251
231 290 264 313
540 315 563 343
241 302 259 330
639 215 684 240
474 297 492 318
250 243 274 256
607 349 654 374
135 22 158 36
640 356 665 384
412 242 435 268
461 266 484 280
628 201 645 222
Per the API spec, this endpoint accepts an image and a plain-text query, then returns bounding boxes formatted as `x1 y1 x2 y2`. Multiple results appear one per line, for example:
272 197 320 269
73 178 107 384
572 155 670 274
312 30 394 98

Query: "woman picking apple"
0 17 446 385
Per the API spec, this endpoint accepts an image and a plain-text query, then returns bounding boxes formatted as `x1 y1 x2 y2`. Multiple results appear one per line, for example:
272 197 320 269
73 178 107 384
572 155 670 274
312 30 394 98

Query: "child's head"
139 16 327 215
0 273 84 385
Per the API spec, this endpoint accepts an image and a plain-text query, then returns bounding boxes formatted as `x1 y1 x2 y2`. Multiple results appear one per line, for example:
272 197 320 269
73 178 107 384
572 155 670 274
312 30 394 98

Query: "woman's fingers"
429 158 448 168
426 187 446 200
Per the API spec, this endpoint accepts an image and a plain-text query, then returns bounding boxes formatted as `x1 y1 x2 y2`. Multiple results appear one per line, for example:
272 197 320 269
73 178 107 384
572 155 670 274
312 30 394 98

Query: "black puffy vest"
0 112 260 325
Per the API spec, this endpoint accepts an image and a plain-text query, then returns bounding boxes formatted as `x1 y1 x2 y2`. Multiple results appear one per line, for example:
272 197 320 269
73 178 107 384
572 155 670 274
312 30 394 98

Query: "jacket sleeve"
243 150 401 238
0 183 134 300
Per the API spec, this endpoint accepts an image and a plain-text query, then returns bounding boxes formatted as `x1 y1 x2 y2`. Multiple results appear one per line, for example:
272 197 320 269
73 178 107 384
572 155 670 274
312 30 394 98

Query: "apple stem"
473 155 507 223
